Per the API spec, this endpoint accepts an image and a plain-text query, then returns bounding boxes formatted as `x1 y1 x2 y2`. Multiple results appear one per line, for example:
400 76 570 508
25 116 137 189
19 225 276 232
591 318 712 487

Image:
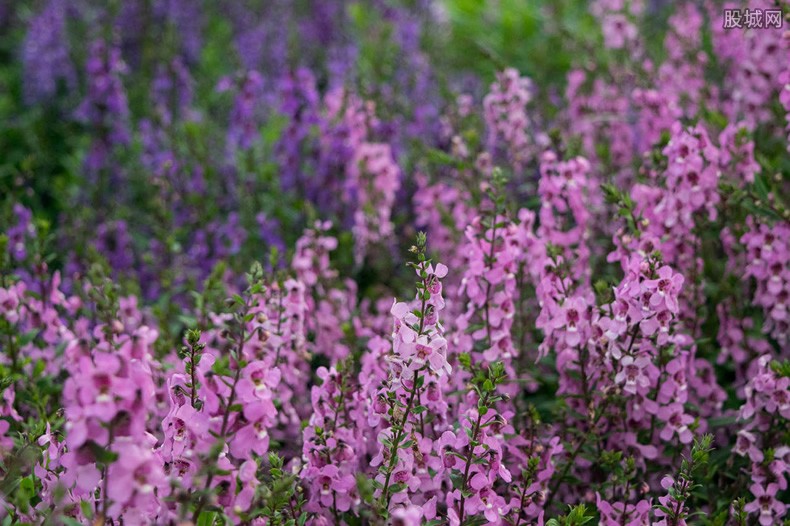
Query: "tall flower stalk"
372 232 451 515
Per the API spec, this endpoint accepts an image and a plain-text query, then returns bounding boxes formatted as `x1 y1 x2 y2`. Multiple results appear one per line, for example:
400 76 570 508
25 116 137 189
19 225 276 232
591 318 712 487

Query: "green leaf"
80 500 94 520
458 353 472 370
197 511 218 526
87 442 119 465
356 474 375 504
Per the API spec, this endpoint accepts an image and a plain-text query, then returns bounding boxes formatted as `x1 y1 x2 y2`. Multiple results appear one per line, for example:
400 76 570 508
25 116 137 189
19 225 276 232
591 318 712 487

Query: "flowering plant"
1 0 790 524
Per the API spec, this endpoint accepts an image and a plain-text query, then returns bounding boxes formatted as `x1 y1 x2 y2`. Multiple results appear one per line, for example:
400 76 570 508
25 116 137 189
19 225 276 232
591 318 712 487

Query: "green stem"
458 393 489 525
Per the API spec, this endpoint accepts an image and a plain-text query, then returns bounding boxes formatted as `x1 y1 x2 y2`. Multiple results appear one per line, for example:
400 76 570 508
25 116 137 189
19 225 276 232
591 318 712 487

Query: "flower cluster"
75 38 130 182
60 317 164 523
370 234 451 518
348 142 401 265
483 68 538 172
742 219 790 343
301 365 364 520
21 0 75 105
735 355 790 526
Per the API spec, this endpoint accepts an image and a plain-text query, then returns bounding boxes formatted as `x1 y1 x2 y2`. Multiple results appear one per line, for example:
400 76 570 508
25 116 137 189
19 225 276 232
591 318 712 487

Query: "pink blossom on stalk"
106 438 169 524
301 365 365 519
291 224 358 369
741 219 790 343
370 248 451 512
733 430 763 463
0 284 22 324
461 476 508 523
745 483 786 526
596 493 651 526
653 476 687 526
551 296 588 348
315 465 357 510
229 400 277 459
58 319 164 521
483 68 542 171
390 504 424 526
711 0 788 127
718 122 759 184
657 403 694 444
347 142 401 265
614 354 651 395
642 265 684 314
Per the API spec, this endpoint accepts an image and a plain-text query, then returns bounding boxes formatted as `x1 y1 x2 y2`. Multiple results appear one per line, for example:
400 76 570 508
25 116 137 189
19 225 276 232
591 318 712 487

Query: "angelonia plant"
1 0 790 525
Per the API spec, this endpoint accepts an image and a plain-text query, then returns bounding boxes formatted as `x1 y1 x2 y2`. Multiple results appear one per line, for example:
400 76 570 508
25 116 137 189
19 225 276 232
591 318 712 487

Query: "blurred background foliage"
0 0 685 319
0 0 674 225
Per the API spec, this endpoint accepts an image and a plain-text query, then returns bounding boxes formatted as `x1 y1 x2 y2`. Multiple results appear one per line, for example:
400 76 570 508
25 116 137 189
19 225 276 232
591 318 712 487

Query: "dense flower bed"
1 0 789 525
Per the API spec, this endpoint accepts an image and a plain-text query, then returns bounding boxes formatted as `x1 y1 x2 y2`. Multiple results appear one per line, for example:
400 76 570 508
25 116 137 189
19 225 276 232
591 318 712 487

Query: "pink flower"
465 474 507 523
552 296 587 347
234 460 259 512
229 401 276 458
106 439 169 521
391 505 424 526
658 404 694 444
639 309 673 342
745 483 785 526
602 14 638 49
313 465 356 511
236 361 281 401
0 286 21 323
596 493 651 526
615 355 651 395
437 431 464 469
424 263 448 294
733 430 764 463
412 334 451 375
644 266 684 313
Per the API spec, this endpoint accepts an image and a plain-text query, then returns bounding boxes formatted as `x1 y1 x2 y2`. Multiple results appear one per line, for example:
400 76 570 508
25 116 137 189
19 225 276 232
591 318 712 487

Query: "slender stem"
458 392 489 525
545 398 611 511
483 216 499 347
381 260 432 509
332 492 340 526
619 478 631 526
513 468 537 526
99 425 115 521
669 482 685 526
513 482 529 526
329 371 347 433
273 289 285 363
189 344 198 409
192 321 245 522
381 369 421 505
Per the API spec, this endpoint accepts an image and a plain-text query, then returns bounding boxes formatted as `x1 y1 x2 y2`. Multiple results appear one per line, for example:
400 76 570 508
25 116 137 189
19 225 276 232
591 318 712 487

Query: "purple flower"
21 0 75 104
658 403 694 444
745 483 785 526
615 354 651 395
